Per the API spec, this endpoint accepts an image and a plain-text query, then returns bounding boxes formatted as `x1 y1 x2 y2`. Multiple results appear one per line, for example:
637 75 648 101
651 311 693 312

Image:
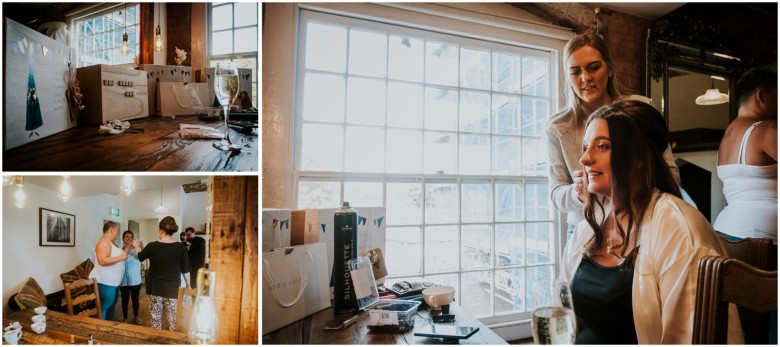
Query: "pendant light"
121 3 129 56
154 3 163 52
58 176 72 203
695 77 729 105
154 186 168 213
120 175 135 196
13 176 26 209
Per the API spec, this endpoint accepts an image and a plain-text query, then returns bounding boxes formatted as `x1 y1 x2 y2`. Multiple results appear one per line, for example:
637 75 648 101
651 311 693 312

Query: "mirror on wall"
649 67 731 135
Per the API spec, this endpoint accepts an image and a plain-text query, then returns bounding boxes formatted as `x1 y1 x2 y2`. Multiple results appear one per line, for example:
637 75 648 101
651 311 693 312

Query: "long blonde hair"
558 32 625 127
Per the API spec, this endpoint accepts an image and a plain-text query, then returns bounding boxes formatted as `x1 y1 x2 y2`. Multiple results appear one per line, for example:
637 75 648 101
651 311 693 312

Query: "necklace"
604 214 626 259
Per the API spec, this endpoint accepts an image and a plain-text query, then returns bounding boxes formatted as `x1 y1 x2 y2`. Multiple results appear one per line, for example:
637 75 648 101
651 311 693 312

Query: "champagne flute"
213 62 241 151
532 279 576 344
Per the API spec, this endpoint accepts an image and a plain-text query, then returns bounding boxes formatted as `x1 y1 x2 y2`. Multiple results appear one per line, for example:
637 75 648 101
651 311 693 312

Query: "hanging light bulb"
695 78 729 105
2 176 13 187
154 186 168 213
13 176 25 209
188 264 218 344
121 3 129 56
120 175 135 196
154 3 163 52
58 176 72 203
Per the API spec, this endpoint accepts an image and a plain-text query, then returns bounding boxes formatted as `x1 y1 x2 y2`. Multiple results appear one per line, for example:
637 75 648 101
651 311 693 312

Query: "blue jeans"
97 283 118 320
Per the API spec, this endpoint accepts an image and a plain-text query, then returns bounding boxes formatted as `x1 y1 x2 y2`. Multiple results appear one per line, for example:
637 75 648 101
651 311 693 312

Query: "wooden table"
4 309 188 344
3 115 257 171
262 301 507 344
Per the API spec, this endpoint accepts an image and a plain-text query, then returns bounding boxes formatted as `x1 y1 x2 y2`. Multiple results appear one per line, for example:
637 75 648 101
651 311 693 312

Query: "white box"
138 64 192 116
261 208 291 251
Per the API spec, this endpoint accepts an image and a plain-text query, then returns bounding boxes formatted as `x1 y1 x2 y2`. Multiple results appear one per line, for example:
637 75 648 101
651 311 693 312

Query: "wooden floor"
107 287 191 333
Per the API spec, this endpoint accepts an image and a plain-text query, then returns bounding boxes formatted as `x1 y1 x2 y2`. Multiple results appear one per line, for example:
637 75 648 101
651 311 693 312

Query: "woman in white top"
560 100 741 343
713 65 777 240
94 221 139 320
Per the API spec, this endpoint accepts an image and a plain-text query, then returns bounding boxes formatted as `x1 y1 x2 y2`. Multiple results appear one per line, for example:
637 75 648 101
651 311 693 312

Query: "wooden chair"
693 255 777 344
64 278 102 319
719 235 777 271
176 287 198 333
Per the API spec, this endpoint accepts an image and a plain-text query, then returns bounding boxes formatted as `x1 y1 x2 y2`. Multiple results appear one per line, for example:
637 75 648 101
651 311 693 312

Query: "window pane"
462 271 493 317
388 35 423 82
493 52 520 93
425 225 459 273
526 223 552 265
303 73 345 123
305 23 347 73
301 123 343 171
346 77 386 126
462 224 492 270
493 135 522 177
387 182 422 225
424 131 457 175
212 31 232 55
424 87 458 131
425 182 458 224
212 5 231 31
234 27 258 53
344 181 383 207
521 137 546 176
493 94 520 135
521 98 547 137
386 227 422 276
496 182 523 221
496 223 524 266
459 134 490 176
349 29 387 78
460 48 490 90
460 91 490 133
521 56 548 97
387 82 423 129
425 42 458 86
345 126 385 173
462 182 492 223
387 129 423 174
495 267 524 314
525 182 550 220
234 2 257 27
297 180 340 209
525 265 553 311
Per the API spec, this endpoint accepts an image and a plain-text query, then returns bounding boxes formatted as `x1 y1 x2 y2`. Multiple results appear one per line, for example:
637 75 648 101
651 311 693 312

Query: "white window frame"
290 2 571 331
207 2 258 107
68 2 140 68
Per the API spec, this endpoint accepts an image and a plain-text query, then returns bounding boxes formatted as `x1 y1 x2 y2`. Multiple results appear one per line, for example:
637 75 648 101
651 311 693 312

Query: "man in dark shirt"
185 227 206 289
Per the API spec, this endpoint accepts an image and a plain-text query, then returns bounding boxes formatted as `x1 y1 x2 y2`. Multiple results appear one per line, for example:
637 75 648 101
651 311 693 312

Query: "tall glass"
532 279 576 344
213 62 241 151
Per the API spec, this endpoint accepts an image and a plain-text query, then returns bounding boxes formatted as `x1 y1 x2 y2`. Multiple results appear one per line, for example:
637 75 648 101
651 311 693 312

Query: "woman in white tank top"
94 221 139 320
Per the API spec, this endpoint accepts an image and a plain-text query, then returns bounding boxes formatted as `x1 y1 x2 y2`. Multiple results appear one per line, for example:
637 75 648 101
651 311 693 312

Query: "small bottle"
88 334 93 345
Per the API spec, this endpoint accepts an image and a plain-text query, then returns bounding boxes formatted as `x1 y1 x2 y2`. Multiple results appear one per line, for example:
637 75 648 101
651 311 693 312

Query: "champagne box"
75 64 149 124
138 64 192 116
261 208 291 251
195 67 253 107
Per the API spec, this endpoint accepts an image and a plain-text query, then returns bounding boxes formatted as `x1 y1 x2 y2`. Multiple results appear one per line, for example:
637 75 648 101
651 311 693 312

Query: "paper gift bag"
157 82 209 117
262 243 330 335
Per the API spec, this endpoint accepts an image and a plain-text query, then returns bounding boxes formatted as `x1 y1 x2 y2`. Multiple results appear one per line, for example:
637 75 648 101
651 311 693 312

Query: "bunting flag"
375 216 384 228
358 216 367 225
279 219 289 230
272 219 278 228
321 224 326 233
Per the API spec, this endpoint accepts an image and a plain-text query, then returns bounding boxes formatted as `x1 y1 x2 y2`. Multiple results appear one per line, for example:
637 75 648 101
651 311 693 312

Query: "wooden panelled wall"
210 176 259 344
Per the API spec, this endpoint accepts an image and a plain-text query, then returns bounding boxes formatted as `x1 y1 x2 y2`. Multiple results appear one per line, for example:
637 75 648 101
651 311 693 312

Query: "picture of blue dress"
26 55 43 137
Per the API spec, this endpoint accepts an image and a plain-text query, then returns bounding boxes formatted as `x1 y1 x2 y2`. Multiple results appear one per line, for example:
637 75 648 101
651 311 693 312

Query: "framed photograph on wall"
40 208 75 247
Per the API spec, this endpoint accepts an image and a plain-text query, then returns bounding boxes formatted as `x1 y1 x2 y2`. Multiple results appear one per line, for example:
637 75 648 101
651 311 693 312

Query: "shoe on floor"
134 317 143 325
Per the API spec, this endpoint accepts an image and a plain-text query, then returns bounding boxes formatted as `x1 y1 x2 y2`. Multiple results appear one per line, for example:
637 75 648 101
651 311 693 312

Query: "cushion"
14 277 46 310
60 258 94 306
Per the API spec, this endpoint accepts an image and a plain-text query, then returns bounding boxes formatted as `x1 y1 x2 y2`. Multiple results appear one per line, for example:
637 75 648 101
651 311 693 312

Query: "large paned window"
208 2 258 107
72 3 140 67
294 9 555 322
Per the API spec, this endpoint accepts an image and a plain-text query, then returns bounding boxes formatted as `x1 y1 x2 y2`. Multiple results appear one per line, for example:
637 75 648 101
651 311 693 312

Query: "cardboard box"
291 209 322 246
195 67 253 108
4 18 77 149
138 64 192 116
261 208 291 251
76 64 149 124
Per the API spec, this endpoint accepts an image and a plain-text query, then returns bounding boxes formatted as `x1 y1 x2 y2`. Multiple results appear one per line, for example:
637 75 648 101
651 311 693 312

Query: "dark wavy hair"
158 216 179 236
582 100 681 257
735 64 777 105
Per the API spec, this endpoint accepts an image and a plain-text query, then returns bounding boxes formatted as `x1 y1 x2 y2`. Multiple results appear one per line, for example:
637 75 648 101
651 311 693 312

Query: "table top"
2 115 257 171
262 301 507 345
4 309 188 345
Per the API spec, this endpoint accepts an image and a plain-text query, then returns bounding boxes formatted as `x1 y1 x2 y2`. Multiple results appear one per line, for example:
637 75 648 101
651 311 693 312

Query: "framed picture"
40 208 75 247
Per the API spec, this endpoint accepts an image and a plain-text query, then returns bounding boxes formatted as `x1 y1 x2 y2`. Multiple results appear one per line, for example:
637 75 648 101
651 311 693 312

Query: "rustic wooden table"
4 309 188 344
2 115 257 171
262 301 507 345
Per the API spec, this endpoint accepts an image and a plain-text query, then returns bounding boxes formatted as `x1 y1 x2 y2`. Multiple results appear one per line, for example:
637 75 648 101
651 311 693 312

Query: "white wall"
181 190 207 232
2 184 121 310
